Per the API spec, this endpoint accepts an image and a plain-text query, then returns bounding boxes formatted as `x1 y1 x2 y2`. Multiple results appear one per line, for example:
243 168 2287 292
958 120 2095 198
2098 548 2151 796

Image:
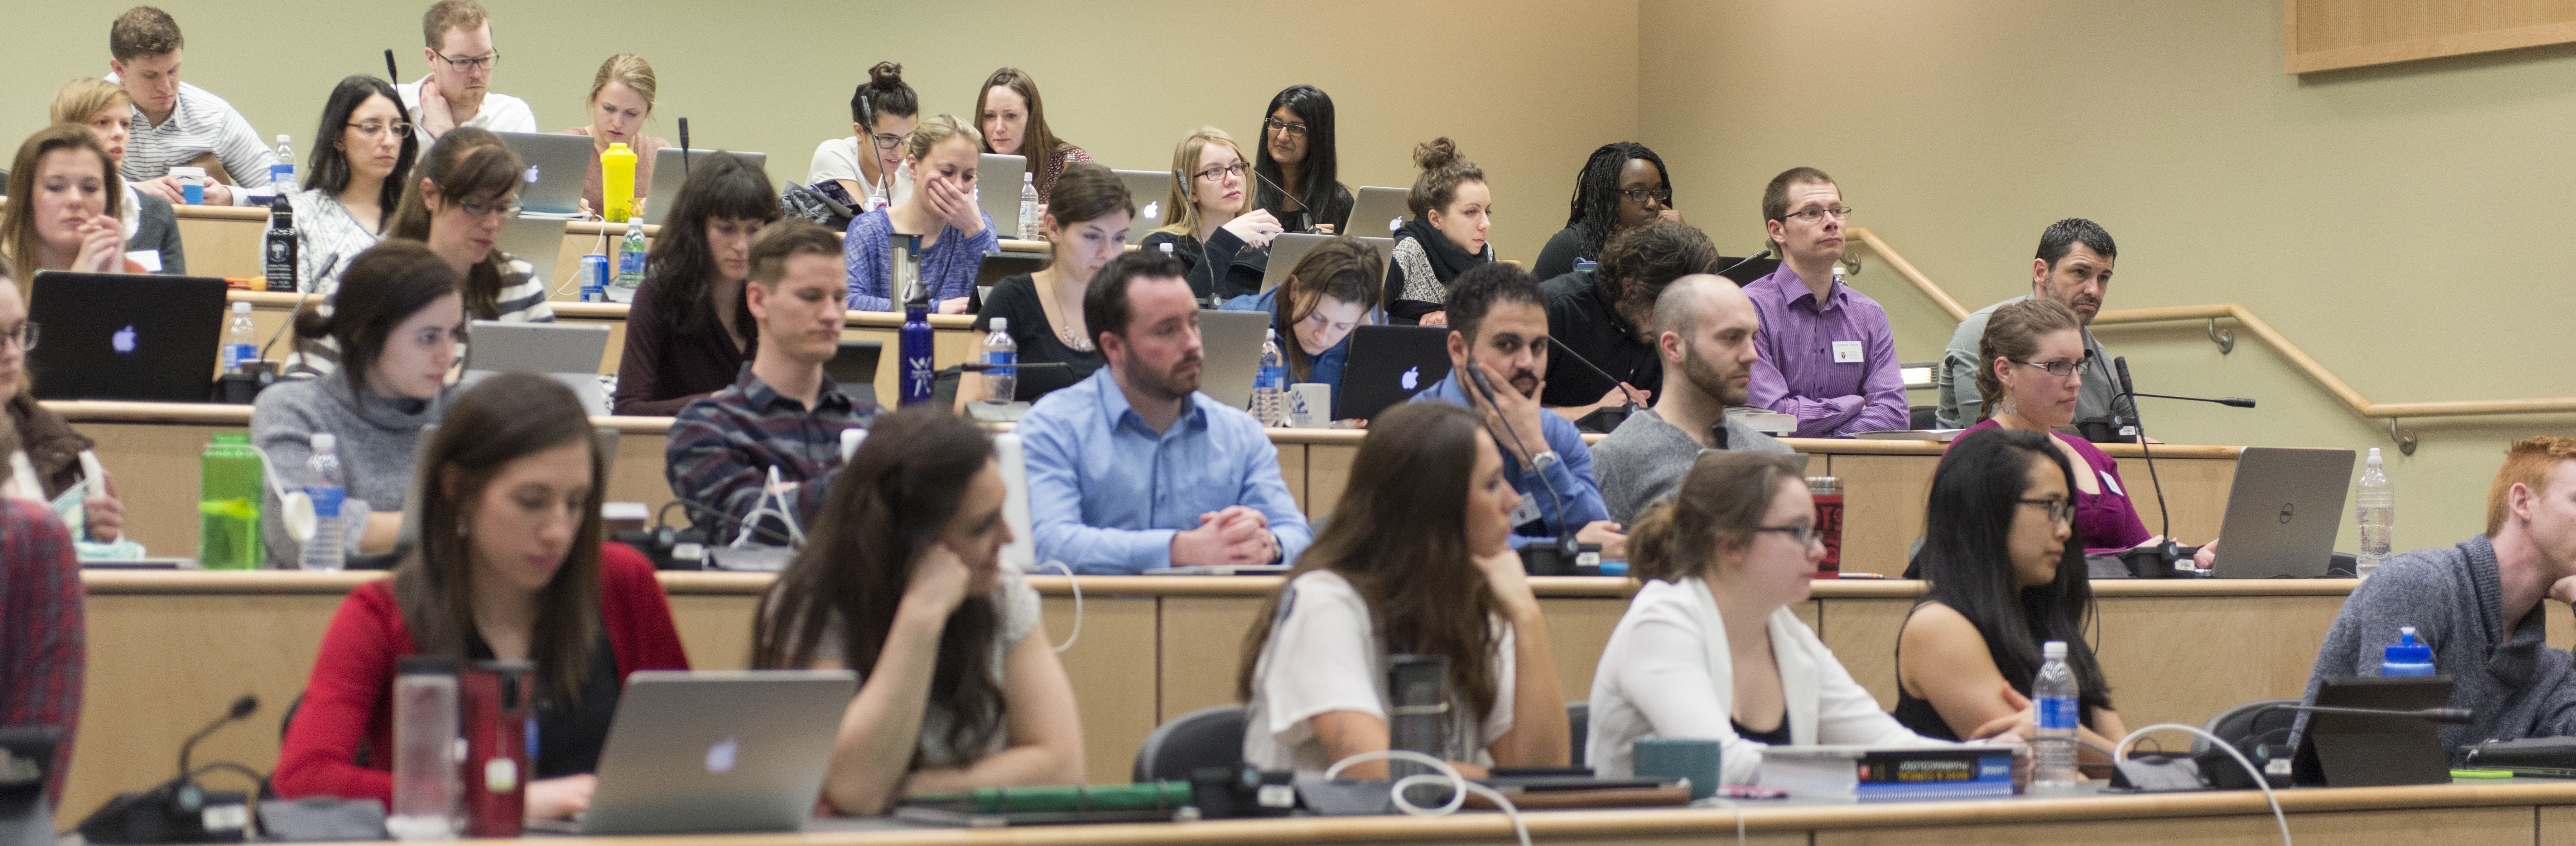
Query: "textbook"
1756 745 2019 803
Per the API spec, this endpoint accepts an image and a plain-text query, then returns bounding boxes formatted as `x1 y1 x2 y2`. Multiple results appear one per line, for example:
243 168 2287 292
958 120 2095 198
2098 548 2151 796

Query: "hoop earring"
1999 396 2019 417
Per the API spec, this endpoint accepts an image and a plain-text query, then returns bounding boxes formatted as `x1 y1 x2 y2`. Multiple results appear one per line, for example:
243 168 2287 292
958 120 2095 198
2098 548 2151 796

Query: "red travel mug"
1807 476 1843 577
459 660 533 836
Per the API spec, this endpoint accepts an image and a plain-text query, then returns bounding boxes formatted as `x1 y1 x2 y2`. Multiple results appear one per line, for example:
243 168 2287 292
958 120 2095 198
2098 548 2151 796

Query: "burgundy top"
1955 419 2152 554
612 273 751 416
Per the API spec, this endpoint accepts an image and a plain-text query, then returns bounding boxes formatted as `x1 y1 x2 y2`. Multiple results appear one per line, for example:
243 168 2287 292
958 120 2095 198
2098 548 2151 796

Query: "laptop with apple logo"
1337 324 1454 422
534 670 856 835
24 272 227 402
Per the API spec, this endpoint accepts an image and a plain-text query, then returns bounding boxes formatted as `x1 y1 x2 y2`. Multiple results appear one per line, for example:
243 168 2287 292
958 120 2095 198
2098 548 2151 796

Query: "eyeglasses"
1782 206 1853 223
1616 187 1672 205
345 121 415 139
0 322 40 352
1195 162 1252 182
2019 498 2075 525
1756 524 1823 547
2009 354 2092 378
433 51 501 72
1262 118 1309 138
454 196 522 220
869 133 905 152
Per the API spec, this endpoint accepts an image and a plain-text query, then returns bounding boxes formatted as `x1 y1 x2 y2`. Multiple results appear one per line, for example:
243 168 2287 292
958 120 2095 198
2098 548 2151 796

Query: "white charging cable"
732 466 807 549
2115 723 2289 846
1321 750 1528 846
1039 560 1080 653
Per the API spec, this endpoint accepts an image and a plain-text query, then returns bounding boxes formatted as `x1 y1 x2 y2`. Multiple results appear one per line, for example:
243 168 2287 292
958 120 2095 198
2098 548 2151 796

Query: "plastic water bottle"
1017 172 1041 241
270 134 297 195
197 432 263 570
609 219 647 303
2356 447 2394 578
2032 640 2081 790
302 432 346 572
982 317 1017 403
2381 626 2435 676
1253 329 1287 426
387 655 461 841
224 301 257 373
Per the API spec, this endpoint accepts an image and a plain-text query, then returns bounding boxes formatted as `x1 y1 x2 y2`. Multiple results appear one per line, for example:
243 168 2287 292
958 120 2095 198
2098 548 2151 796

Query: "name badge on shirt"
125 250 162 273
1831 340 1864 364
2099 469 2124 497
1509 494 1542 527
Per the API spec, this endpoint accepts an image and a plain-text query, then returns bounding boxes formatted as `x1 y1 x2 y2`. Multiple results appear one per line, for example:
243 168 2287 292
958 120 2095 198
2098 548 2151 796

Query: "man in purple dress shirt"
1741 167 1907 438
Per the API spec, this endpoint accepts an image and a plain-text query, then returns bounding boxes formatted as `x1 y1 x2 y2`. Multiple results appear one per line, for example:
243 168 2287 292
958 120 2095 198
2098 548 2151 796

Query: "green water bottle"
199 432 264 570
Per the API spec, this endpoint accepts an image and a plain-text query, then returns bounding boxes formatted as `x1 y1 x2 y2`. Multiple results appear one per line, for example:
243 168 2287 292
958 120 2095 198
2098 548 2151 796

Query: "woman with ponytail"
252 240 465 567
1587 450 1965 782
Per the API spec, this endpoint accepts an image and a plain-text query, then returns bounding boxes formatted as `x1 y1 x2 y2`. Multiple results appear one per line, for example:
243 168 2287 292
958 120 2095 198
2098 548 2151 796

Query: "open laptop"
645 149 769 226
460 321 612 415
2205 446 2358 578
491 132 593 218
27 272 226 402
540 671 856 836
0 726 58 844
977 153 1029 237
1114 169 1175 243
1258 233 1339 293
1195 309 1272 410
495 215 568 289
1347 186 1411 238
1337 324 1453 421
826 340 882 406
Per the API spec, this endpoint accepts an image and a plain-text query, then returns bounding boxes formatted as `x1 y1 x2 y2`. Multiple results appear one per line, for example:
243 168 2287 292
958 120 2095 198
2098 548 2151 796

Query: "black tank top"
1732 713 1792 746
1890 601 2095 741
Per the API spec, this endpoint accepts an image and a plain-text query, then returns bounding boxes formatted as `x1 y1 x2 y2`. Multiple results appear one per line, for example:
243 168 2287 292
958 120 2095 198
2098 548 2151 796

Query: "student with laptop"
255 242 462 567
103 6 276 208
973 68 1092 203
957 163 1128 408
0 269 130 548
1408 265 1623 556
614 154 781 416
1532 142 1685 280
398 0 538 140
1743 167 1906 438
751 408 1084 815
1139 128 1282 303
1894 427 2128 773
668 220 881 542
261 76 417 293
558 53 666 219
1017 250 1311 574
1 126 143 278
843 115 993 314
1238 402 1569 780
1385 138 1496 325
1218 237 1381 419
50 79 184 274
275 373 691 820
811 61 918 212
1251 85 1352 234
2298 436 2576 754
1593 276 1793 525
0 378 85 810
1540 221 1722 420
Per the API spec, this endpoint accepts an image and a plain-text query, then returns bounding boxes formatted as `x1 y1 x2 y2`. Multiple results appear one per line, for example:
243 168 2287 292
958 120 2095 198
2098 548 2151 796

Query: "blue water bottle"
2381 626 2435 676
891 233 935 406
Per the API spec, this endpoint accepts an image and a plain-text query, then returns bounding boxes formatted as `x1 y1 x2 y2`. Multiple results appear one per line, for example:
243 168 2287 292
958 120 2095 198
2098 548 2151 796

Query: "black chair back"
1132 704 1248 782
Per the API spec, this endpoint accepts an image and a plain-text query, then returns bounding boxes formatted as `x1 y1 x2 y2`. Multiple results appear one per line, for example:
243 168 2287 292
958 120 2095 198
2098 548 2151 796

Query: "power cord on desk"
2116 723 2288 846
1321 750 1528 846
1037 560 1080 653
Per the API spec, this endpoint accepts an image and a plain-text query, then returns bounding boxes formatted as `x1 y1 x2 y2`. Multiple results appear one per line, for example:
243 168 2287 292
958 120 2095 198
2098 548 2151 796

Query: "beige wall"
3 0 1638 261
1641 0 2576 551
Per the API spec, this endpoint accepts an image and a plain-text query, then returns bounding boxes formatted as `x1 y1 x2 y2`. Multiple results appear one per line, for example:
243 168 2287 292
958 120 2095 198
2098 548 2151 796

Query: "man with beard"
1593 275 1794 523
1020 251 1311 574
1411 264 1626 558
1933 218 2133 431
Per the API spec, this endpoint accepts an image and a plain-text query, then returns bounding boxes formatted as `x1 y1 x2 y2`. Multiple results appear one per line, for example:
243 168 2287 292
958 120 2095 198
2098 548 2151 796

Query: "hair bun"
868 61 904 89
292 305 333 340
1413 137 1460 172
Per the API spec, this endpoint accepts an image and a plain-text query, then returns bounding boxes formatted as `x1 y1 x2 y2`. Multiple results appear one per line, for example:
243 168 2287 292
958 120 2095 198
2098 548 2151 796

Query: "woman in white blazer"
1588 451 2016 783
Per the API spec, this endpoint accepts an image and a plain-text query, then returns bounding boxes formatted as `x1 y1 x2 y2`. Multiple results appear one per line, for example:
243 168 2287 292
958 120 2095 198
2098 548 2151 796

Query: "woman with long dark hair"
269 76 419 292
1532 142 1680 280
1896 426 2127 770
274 372 690 819
753 408 1083 816
1250 85 1350 234
1237 402 1568 779
612 153 782 415
957 162 1127 407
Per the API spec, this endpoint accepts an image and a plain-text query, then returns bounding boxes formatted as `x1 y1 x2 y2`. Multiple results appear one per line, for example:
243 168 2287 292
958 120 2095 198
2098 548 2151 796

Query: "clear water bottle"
2356 447 2394 578
1253 329 1287 426
387 655 461 841
608 219 647 303
270 134 298 195
224 301 257 373
2032 640 2081 790
302 432 346 572
1017 172 1041 241
982 317 1017 403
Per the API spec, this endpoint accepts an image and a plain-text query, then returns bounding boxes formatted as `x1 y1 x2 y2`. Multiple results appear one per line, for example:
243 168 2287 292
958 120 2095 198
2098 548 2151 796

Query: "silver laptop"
558 671 856 836
1114 169 1175 244
491 132 593 218
976 153 1029 237
645 148 769 226
1193 309 1273 411
1347 186 1411 238
1258 233 1339 293
461 321 612 414
495 215 568 288
2206 446 2358 579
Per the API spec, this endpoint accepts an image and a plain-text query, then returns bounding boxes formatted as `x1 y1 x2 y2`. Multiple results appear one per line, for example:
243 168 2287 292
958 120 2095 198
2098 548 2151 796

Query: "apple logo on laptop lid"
112 325 138 354
705 737 738 774
1400 366 1419 391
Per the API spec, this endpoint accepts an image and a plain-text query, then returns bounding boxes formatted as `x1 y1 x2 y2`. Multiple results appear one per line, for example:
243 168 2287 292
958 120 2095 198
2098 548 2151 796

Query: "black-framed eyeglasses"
1616 187 1672 205
2009 353 2092 378
1 322 39 352
2018 498 2074 524
869 133 904 152
433 51 500 71
1756 524 1823 547
1782 206 1853 223
345 121 415 139
1262 118 1309 138
1195 161 1252 182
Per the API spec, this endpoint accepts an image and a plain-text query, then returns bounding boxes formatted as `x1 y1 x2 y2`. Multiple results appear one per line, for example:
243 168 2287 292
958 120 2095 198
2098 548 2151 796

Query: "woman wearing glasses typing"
1251 85 1351 234
265 76 419 294
1139 127 1281 303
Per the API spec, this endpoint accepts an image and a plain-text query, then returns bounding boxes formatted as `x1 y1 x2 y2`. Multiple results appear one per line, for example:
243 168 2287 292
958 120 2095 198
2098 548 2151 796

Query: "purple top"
1956 419 2152 554
1742 265 1907 437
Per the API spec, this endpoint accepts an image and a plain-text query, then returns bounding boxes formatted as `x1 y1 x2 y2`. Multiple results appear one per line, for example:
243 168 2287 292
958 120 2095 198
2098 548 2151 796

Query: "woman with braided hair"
1532 142 1684 280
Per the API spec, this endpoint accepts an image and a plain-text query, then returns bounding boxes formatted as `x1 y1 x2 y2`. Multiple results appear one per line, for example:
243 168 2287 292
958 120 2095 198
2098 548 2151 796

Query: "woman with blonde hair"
972 67 1090 202
1 125 139 281
843 114 994 313
559 53 666 218
49 78 183 273
1138 127 1282 302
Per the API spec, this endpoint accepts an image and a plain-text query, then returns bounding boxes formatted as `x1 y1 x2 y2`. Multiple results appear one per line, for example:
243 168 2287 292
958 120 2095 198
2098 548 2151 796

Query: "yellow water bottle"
601 142 637 223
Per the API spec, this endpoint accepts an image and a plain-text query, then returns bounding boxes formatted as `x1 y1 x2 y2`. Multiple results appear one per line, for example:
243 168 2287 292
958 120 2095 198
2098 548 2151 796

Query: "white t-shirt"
1241 570 1516 781
807 136 911 210
396 78 538 135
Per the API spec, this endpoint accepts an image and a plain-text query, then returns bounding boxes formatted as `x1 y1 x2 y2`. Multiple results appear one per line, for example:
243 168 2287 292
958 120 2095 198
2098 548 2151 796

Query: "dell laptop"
977 153 1030 238
1114 169 1176 243
540 671 856 835
2206 446 2358 578
1337 324 1453 421
459 321 612 415
646 149 769 226
27 272 226 402
491 132 593 218
1346 186 1411 238
1195 309 1272 410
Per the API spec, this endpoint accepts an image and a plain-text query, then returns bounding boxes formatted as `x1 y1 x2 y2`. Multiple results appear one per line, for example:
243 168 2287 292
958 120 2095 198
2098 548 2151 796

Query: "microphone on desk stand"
1464 363 1594 575
2112 357 2254 578
383 49 400 83
1716 249 1771 276
77 695 264 843
1545 339 1637 431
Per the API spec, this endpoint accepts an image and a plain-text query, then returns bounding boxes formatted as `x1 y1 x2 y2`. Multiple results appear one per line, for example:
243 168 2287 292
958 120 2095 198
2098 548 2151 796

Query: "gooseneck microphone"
678 117 691 177
383 49 400 83
177 695 259 782
2114 357 2186 575
2130 391 2256 408
1716 249 1772 275
2272 704 2474 724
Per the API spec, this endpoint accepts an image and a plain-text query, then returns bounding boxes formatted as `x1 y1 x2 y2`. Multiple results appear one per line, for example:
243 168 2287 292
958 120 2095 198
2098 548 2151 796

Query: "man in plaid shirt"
1 496 83 809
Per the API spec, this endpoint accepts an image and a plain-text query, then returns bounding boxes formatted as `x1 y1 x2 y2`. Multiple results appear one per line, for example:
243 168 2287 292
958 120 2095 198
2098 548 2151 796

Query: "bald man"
1593 274 1795 523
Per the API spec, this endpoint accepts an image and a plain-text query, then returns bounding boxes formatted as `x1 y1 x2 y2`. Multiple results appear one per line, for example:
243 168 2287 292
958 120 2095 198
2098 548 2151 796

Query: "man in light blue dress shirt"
1018 250 1312 574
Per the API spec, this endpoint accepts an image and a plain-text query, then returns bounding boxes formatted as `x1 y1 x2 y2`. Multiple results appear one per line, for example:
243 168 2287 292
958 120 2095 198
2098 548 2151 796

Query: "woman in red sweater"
273 373 689 820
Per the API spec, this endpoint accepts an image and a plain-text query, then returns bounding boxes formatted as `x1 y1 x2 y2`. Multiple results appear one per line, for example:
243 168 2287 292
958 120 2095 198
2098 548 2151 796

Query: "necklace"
1040 273 1093 352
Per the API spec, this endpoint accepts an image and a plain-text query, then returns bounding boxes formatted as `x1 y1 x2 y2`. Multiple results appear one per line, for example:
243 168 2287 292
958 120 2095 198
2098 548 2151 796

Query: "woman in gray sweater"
252 240 462 568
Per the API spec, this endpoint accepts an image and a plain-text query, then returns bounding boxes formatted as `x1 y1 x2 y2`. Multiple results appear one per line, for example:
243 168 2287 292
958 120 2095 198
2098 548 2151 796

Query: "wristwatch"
1529 450 1561 472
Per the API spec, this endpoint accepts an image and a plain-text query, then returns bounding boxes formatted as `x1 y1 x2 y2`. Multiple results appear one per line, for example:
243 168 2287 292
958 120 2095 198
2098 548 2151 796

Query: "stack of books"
1757 745 2019 802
